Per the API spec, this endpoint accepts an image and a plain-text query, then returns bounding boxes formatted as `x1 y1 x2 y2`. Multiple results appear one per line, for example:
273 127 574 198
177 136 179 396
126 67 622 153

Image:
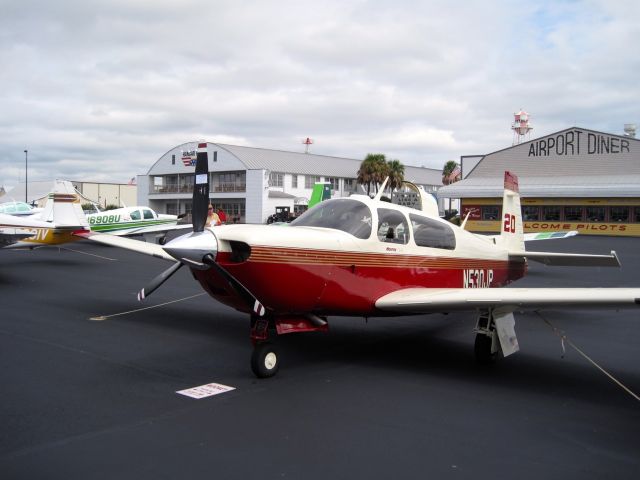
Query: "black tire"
251 342 280 378
474 334 495 365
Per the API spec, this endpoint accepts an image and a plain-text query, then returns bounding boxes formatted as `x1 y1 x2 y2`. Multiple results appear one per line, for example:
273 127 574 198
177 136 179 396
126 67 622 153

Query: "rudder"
498 171 524 251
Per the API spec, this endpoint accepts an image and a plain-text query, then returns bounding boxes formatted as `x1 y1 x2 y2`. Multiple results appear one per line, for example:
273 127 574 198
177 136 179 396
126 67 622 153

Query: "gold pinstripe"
248 246 509 269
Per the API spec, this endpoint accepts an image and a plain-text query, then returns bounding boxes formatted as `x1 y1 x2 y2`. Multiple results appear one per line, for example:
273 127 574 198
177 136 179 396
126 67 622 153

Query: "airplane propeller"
192 143 210 233
137 143 212 301
137 261 183 301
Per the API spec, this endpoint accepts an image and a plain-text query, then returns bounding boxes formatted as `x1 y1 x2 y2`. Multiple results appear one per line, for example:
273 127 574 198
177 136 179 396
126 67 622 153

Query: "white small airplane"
1 180 89 248
0 201 43 217
77 143 640 378
86 207 191 244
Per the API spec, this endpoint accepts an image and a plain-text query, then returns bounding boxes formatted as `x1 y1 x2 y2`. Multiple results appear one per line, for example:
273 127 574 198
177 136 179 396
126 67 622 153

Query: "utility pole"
24 149 28 203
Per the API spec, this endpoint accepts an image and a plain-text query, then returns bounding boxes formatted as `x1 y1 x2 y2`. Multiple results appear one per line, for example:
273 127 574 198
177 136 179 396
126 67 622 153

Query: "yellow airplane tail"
497 171 524 251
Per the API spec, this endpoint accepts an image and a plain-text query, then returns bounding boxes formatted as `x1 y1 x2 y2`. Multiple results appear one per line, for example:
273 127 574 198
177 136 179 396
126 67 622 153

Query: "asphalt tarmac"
1 235 639 479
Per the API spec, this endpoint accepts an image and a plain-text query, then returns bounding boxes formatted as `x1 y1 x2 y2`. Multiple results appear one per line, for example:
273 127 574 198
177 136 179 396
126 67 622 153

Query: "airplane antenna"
460 210 472 230
373 177 389 201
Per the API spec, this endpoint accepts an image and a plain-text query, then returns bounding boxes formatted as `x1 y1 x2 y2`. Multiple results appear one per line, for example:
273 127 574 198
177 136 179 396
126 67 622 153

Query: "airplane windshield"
291 199 372 239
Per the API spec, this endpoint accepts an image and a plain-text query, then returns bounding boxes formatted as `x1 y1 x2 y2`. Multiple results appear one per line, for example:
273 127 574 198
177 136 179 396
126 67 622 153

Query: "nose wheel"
251 342 280 378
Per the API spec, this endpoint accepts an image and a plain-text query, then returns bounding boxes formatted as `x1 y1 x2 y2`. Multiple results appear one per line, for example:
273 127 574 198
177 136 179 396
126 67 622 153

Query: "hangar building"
138 142 443 224
437 127 640 236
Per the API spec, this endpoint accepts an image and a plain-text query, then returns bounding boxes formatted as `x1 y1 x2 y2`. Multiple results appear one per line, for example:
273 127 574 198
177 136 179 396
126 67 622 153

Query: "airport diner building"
437 127 640 236
137 142 443 224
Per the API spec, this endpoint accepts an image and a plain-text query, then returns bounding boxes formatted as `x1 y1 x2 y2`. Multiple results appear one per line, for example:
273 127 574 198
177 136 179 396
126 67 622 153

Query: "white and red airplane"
77 143 640 378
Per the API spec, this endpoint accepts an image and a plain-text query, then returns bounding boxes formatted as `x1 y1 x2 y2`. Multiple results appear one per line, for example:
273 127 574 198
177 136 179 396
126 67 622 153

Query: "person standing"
206 204 221 227
217 207 227 224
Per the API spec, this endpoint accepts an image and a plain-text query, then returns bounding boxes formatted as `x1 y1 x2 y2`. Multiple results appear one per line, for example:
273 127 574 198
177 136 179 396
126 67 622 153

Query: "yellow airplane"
0 180 89 249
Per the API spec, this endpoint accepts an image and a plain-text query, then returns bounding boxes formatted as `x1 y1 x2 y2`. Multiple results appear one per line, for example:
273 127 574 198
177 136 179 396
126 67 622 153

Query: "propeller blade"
192 142 210 233
137 262 183 301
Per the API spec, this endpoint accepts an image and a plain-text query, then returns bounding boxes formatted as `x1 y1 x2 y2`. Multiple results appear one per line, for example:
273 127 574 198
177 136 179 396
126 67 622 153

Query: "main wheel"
474 333 495 365
251 342 280 378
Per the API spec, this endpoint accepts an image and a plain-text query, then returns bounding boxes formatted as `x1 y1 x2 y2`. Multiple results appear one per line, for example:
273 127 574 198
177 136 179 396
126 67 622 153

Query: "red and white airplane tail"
497 171 524 252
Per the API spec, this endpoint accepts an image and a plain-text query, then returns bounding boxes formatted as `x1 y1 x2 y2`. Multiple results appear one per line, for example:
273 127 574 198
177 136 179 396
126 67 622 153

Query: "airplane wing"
375 287 640 314
74 230 176 262
508 250 620 267
106 223 193 237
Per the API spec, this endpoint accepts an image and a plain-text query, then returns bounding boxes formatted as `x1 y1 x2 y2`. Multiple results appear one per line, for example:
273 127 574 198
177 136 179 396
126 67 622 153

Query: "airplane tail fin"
39 180 89 228
497 171 524 251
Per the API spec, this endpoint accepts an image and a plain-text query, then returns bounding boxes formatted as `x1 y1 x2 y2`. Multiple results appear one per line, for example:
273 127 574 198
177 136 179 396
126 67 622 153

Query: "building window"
610 206 629 222
179 174 194 193
633 208 640 223
210 201 245 223
482 206 500 221
166 202 178 215
211 172 246 192
542 206 560 221
269 172 284 187
292 175 298 188
305 175 321 188
585 206 605 222
172 154 175 165
523 206 539 221
564 206 583 221
344 178 355 192
326 177 339 192
151 175 178 193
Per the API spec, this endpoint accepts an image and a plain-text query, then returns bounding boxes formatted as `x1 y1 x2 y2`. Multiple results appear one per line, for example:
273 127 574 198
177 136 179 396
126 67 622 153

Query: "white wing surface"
75 230 176 262
375 287 640 314
508 250 620 267
108 223 192 237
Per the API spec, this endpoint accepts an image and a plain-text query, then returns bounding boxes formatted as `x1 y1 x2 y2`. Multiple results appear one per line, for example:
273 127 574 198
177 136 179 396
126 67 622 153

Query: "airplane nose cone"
162 229 217 269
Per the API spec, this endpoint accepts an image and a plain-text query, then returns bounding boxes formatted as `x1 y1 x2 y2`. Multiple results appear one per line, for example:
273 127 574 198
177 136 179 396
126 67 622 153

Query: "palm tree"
357 153 388 195
442 160 459 185
442 160 460 216
386 159 405 192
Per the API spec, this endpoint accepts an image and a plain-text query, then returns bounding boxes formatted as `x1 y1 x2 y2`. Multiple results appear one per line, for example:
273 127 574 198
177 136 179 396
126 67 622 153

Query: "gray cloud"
1 0 638 185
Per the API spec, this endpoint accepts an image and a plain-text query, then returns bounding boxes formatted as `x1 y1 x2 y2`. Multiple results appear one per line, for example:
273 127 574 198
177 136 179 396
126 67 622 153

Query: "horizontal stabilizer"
509 250 620 267
523 231 578 241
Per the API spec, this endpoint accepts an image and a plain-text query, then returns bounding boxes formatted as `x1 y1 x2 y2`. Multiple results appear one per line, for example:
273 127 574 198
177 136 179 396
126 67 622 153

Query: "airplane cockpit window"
130 210 141 220
377 208 409 244
409 213 456 250
143 209 155 220
290 199 372 239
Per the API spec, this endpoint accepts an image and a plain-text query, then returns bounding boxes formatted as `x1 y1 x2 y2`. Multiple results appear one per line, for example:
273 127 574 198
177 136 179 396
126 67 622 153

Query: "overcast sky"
1 0 638 186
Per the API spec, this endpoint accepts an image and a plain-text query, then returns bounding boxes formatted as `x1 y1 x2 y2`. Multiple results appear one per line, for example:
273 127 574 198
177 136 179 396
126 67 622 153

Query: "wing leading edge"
375 287 640 314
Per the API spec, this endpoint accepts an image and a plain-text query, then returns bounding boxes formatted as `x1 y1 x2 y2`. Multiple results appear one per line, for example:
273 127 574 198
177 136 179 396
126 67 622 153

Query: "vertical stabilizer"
39 180 89 228
498 171 524 251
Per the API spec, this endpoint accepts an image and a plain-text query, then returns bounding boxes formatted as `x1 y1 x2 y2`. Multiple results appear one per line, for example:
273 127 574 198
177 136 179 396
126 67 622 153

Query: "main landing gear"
251 341 280 378
248 314 329 378
249 317 279 378
473 308 519 364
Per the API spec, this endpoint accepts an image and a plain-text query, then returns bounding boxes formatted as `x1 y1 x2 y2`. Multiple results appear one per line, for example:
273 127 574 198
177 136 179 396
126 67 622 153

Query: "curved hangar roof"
438 127 640 199
148 142 443 187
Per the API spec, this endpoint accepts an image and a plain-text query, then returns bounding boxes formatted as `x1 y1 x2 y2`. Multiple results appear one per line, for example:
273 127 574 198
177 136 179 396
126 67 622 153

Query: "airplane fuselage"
187 198 527 317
